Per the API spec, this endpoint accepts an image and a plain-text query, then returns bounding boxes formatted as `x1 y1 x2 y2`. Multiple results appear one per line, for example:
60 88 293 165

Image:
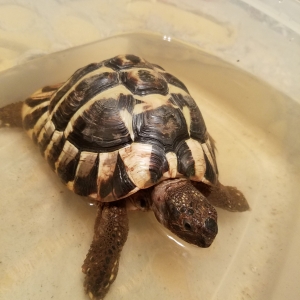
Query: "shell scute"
170 93 207 143
117 93 136 114
49 62 102 113
38 120 55 154
149 144 169 184
25 94 52 108
105 54 152 71
121 69 169 96
66 98 132 153
73 152 99 197
23 105 48 130
46 131 65 171
176 141 196 178
112 153 137 200
52 71 119 131
97 151 119 201
56 140 80 184
133 104 189 152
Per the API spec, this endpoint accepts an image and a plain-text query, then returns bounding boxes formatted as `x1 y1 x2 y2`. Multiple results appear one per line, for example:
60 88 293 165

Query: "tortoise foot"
0 101 23 128
193 181 250 212
82 200 129 299
219 184 250 212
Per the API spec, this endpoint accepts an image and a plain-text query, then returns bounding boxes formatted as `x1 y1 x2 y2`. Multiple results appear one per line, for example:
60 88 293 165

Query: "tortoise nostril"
140 198 146 208
205 218 218 234
184 220 192 231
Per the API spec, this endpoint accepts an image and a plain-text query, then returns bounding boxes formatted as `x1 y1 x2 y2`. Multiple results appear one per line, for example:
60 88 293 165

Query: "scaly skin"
192 181 250 212
151 178 218 248
0 101 23 128
82 200 129 300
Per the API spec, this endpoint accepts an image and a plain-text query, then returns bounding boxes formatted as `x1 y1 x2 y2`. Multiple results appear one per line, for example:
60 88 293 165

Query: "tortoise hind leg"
82 200 129 300
193 181 250 212
0 101 23 128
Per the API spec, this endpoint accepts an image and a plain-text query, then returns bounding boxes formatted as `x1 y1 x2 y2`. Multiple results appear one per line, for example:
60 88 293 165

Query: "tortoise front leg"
193 181 250 212
82 199 129 300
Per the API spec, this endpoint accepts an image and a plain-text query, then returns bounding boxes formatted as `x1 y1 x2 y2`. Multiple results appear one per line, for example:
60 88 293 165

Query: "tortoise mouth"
197 226 218 248
170 219 218 248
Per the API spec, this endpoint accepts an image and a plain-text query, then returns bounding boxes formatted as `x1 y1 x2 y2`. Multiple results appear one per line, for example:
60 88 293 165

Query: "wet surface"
0 33 300 300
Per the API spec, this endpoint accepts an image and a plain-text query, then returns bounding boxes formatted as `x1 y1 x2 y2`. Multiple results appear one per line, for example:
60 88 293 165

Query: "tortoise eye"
180 207 186 213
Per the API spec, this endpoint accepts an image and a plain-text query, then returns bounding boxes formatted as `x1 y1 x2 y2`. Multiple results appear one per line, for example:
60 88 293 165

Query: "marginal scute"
23 105 48 130
25 94 52 108
45 131 64 170
98 151 119 201
22 86 61 143
41 83 65 93
22 100 50 144
38 120 56 155
118 143 153 189
112 153 137 199
56 140 80 183
73 152 99 196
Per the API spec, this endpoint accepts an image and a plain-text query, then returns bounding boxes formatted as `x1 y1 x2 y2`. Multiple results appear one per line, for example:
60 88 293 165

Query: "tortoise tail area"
0 101 23 128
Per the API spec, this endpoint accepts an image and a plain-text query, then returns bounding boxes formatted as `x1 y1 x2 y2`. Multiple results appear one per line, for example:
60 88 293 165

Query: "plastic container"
0 1 299 300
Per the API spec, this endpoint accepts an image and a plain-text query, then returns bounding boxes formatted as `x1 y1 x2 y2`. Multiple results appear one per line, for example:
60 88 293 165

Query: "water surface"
1 32 299 300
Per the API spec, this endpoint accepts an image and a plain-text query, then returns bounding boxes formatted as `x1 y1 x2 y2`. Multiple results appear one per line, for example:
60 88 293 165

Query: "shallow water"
0 33 299 300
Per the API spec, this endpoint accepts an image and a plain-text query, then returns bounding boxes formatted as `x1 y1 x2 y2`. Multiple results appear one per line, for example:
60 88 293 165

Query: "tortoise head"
151 178 218 248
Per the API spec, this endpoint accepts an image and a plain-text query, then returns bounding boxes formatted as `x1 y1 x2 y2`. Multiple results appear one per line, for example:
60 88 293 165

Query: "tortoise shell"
22 54 218 202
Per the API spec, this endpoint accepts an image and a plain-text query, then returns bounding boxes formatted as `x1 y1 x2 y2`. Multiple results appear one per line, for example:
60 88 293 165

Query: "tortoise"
0 54 249 300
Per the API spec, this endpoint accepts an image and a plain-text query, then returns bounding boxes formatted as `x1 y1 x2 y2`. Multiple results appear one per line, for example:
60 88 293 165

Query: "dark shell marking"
22 54 218 202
